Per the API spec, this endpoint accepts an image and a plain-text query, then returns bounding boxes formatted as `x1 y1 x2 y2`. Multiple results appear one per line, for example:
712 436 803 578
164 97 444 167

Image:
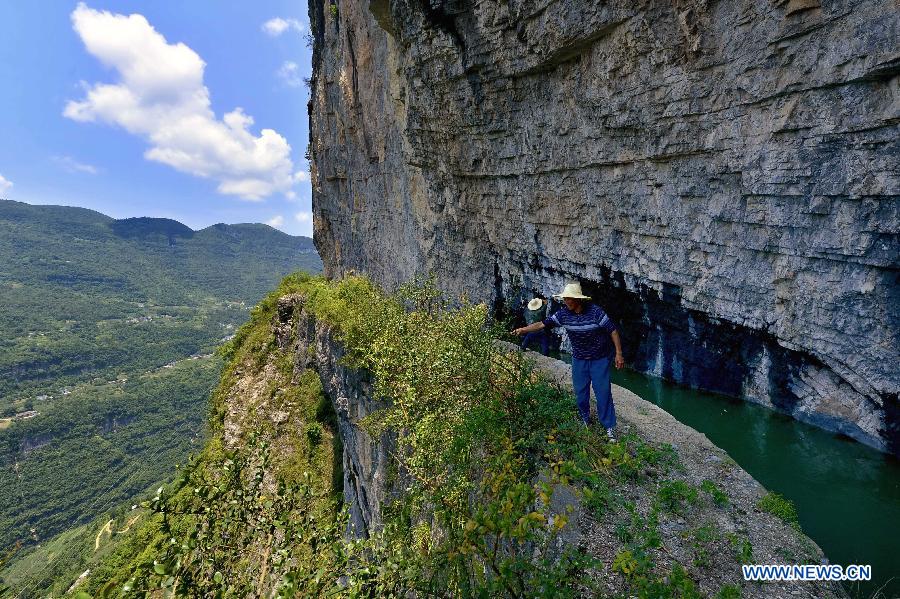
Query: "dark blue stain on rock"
881 392 900 456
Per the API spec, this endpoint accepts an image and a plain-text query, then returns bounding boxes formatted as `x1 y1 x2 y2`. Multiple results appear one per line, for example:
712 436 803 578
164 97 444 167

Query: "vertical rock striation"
280 297 391 536
307 0 900 453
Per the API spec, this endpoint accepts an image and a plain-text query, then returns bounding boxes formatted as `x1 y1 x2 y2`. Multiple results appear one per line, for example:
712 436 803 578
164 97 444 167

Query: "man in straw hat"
512 282 624 440
520 296 550 355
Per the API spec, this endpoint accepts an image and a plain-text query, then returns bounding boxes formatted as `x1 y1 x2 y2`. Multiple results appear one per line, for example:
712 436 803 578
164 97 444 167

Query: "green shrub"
726 532 754 564
757 492 800 528
701 479 729 507
305 422 323 445
687 523 719 569
656 480 698 514
716 583 742 599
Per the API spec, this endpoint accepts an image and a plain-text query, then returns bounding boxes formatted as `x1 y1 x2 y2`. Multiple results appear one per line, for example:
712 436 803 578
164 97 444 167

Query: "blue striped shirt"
543 303 618 360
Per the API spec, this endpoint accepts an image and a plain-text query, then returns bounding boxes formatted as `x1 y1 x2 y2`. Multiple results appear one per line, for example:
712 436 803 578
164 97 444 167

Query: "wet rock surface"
307 0 900 453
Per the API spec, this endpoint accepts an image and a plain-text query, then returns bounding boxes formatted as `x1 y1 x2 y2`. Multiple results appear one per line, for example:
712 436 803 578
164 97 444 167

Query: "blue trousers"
520 330 549 355
572 356 616 428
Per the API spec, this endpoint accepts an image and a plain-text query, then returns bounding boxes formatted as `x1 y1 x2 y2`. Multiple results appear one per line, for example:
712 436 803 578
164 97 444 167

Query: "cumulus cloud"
294 210 313 236
0 174 12 194
277 61 304 88
262 17 304 37
64 3 298 200
266 215 285 228
53 155 100 174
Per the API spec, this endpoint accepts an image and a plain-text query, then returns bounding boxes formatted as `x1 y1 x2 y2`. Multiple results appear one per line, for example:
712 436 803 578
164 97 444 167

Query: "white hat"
553 282 591 300
527 298 544 311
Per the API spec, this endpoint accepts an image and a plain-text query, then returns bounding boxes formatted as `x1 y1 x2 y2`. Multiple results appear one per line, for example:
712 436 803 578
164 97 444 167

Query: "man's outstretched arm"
512 321 545 336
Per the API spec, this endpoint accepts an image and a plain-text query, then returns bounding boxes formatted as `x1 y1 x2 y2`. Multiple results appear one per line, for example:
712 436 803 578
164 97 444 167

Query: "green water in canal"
610 368 900 598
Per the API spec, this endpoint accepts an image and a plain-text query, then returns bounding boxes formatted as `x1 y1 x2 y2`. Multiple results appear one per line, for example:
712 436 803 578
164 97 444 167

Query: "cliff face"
280 298 390 536
307 0 900 453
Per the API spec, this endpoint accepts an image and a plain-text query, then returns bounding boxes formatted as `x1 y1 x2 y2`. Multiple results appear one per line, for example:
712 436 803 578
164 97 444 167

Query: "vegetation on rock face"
54 274 722 597
756 492 800 529
68 274 346 597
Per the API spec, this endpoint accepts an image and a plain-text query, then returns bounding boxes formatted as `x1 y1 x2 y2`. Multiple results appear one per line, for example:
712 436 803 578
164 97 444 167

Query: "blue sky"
0 1 315 236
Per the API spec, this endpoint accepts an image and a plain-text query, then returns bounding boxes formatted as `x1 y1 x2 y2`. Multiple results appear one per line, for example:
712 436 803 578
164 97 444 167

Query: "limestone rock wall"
307 0 900 453
280 297 391 536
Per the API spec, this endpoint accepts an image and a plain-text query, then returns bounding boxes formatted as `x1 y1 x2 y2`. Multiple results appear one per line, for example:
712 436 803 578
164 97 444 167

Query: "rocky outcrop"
307 0 900 453
276 295 392 536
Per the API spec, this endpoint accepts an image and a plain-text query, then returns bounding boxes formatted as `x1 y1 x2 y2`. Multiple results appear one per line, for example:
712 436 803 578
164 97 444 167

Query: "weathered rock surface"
307 0 900 453
278 295 392 536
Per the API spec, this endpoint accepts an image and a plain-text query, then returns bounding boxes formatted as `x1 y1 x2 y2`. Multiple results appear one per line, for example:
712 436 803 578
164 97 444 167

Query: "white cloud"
294 170 310 182
53 155 100 174
277 61 304 88
0 174 12 194
294 210 312 236
64 3 299 201
266 215 285 228
262 17 305 37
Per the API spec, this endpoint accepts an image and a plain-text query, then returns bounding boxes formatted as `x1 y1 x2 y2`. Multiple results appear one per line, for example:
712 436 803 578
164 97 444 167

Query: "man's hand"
514 322 543 336
610 331 624 368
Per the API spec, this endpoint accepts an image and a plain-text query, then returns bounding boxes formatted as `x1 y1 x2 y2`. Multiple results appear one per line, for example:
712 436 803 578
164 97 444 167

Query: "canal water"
610 368 900 598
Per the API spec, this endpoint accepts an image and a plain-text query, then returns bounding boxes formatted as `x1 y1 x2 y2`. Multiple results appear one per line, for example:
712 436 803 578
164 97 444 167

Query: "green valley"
0 200 321 592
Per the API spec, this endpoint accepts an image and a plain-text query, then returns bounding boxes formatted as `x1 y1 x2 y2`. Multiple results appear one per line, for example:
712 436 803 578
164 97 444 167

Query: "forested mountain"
0 200 321 565
0 200 320 410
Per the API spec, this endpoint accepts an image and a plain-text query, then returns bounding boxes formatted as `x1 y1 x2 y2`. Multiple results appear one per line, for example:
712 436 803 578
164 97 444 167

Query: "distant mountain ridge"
1 199 314 245
0 197 321 408
109 217 195 242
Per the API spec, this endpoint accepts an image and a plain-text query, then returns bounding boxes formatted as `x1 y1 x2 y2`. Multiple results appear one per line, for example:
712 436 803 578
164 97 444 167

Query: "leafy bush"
727 532 754 565
757 492 800 529
124 438 347 597
304 422 323 445
716 583 742 598
701 479 729 507
655 480 698 514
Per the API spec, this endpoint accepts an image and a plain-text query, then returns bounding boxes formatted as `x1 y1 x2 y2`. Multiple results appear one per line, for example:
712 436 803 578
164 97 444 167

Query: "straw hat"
527 298 544 311
553 282 591 300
